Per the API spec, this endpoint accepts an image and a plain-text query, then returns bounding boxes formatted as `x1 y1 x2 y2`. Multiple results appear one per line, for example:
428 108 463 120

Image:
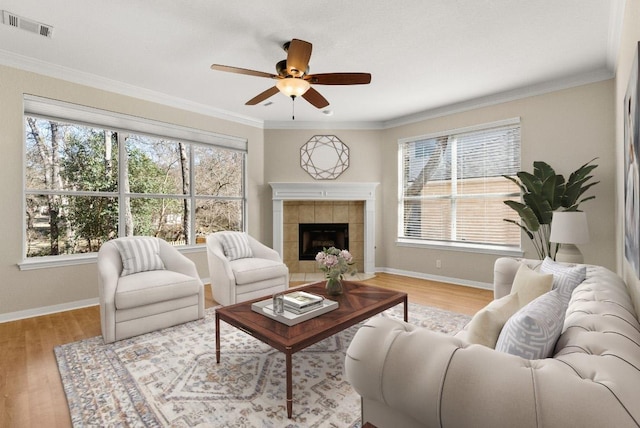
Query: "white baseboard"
1 276 212 324
0 273 485 324
0 297 99 323
376 267 493 291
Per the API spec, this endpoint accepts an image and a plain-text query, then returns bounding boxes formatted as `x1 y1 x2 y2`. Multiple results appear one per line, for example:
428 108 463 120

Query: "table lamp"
550 211 589 263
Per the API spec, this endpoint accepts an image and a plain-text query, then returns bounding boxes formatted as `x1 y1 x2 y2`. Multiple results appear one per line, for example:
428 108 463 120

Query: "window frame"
396 118 524 257
20 96 248 270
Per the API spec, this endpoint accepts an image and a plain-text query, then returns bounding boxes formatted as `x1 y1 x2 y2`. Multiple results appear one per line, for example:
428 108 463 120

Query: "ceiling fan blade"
306 72 372 85
211 64 277 79
245 86 280 105
286 39 312 77
302 87 330 109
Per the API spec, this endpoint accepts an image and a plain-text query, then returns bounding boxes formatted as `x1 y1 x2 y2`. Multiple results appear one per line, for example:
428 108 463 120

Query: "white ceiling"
0 0 624 128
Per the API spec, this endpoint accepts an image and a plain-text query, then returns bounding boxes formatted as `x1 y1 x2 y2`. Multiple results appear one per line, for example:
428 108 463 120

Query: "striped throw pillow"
115 237 165 276
218 232 253 260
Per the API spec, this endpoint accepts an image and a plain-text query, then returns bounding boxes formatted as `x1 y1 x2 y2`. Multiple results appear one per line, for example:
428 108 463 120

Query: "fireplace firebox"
298 223 349 260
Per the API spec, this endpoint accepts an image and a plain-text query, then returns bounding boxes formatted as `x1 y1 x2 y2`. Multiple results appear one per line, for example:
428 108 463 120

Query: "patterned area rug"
55 303 470 427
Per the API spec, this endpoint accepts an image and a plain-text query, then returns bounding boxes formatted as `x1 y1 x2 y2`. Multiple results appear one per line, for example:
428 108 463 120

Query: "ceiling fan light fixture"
276 77 310 98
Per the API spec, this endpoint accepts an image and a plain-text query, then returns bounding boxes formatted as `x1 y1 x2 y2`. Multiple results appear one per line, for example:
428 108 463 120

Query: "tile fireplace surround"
270 182 378 274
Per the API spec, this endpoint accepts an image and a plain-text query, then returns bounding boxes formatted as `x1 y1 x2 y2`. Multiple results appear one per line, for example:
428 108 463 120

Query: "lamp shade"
276 77 310 98
550 211 589 244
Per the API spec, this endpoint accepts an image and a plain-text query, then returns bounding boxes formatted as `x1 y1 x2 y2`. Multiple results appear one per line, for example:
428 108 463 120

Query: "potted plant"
503 158 598 259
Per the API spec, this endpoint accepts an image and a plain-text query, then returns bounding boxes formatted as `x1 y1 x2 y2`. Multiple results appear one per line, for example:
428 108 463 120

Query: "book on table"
284 301 324 314
283 291 324 311
251 296 338 326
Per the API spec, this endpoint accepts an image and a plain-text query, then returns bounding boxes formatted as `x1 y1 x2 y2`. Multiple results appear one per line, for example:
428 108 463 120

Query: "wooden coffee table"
215 280 408 419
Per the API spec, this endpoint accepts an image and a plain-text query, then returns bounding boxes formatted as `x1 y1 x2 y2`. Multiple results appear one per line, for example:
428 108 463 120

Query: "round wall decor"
300 135 349 180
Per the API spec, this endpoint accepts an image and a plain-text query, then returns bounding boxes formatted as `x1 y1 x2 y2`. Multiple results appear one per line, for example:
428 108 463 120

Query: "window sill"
18 245 206 271
396 238 524 257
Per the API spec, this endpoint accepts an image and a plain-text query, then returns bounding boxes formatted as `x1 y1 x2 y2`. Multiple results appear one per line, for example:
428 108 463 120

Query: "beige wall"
1 22 628 317
381 81 616 285
0 65 264 317
264 82 615 287
263 128 386 252
617 0 640 314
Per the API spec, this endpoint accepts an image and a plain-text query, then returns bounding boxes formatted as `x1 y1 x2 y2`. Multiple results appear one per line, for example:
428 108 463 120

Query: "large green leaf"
566 158 598 184
504 200 541 231
563 179 600 208
562 159 599 208
522 193 553 225
502 174 527 193
503 218 534 240
517 171 542 194
540 174 565 211
533 161 556 182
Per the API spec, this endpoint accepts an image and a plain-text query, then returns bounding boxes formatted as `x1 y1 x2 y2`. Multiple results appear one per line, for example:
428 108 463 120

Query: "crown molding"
380 68 614 129
0 48 615 132
264 69 614 130
0 49 265 129
263 120 385 130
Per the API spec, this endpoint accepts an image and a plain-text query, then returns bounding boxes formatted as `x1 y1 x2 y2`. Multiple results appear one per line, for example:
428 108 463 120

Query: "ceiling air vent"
2 10 53 38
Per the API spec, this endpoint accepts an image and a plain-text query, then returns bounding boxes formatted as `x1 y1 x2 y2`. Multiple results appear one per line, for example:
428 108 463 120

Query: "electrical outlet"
436 259 441 268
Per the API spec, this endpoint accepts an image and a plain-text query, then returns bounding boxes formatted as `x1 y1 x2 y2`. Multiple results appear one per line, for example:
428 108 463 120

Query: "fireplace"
270 182 379 274
299 223 349 260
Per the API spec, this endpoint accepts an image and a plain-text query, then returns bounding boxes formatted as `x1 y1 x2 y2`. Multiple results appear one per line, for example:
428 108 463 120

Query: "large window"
398 119 521 251
23 97 246 261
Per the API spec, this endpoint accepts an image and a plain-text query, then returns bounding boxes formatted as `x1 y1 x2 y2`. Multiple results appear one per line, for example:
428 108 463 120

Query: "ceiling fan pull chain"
291 95 296 120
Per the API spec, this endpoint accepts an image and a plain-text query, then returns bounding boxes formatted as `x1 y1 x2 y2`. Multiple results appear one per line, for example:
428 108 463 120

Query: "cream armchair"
206 232 289 305
97 237 205 344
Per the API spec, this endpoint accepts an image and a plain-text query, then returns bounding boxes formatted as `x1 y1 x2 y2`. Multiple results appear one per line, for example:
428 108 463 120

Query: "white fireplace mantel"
270 182 379 274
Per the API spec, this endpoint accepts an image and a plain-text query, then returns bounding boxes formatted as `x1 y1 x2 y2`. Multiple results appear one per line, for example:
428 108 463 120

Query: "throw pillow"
463 293 520 348
115 237 165 276
495 289 566 359
218 231 253 260
540 257 586 306
510 264 554 307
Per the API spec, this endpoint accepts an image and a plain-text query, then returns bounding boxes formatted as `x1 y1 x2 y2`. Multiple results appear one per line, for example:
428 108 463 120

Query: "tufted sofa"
345 258 640 428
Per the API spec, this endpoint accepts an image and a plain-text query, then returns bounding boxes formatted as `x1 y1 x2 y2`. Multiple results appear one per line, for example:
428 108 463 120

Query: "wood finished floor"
0 272 492 427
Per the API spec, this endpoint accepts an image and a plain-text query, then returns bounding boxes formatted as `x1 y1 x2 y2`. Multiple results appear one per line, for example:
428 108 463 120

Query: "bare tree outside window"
24 116 245 257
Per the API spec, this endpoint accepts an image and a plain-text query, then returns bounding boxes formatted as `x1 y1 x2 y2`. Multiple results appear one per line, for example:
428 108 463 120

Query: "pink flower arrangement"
315 247 355 280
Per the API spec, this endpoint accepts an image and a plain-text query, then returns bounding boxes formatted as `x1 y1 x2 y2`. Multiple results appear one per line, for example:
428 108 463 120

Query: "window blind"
399 120 522 248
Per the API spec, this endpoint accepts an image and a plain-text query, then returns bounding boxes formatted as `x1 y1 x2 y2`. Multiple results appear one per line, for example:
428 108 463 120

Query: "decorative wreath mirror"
300 135 349 180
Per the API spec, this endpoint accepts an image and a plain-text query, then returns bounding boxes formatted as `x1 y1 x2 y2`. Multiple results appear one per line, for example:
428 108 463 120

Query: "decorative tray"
251 298 338 326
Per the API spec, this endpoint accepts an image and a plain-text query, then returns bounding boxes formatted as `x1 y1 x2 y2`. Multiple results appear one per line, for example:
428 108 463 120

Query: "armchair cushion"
218 231 253 260
115 237 165 276
230 257 290 285
115 270 202 309
496 289 565 359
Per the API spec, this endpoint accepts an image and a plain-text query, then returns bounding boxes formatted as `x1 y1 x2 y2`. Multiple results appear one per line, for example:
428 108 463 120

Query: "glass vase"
325 277 343 296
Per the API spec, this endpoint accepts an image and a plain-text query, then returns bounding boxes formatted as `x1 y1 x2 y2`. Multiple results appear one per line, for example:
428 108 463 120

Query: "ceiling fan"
210 38 371 113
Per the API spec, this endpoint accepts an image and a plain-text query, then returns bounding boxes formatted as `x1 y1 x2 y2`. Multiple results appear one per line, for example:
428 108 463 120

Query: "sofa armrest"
346 317 472 426
493 257 544 299
346 317 542 428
